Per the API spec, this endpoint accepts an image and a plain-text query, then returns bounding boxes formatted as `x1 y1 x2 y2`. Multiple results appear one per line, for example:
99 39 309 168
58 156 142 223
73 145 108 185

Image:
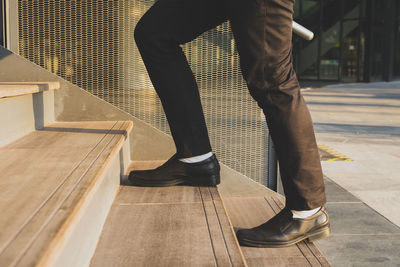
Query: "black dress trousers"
134 0 326 210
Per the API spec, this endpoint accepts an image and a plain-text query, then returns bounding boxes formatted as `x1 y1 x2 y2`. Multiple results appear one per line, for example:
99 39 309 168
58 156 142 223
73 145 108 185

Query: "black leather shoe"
236 206 330 248
128 154 220 187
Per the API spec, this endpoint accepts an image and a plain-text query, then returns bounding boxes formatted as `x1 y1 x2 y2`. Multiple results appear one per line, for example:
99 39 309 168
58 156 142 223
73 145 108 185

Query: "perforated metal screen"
18 0 270 185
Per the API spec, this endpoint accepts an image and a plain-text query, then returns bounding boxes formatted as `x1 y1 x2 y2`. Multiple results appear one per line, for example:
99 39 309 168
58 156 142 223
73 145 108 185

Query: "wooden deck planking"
90 186 247 267
0 121 132 266
223 196 331 267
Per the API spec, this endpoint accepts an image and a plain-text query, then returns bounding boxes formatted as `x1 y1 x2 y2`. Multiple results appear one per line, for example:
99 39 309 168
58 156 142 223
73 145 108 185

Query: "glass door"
394 0 400 79
0 0 5 47
294 0 365 82
341 1 365 83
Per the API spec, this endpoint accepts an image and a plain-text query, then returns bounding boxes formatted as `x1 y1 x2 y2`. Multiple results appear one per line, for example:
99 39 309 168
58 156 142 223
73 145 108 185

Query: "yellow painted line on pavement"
318 144 354 161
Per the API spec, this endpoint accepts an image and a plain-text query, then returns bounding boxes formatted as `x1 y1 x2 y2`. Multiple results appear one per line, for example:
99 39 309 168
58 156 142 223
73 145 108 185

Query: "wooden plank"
200 188 247 267
15 121 131 267
2 121 124 265
0 121 132 266
199 186 213 202
223 196 331 267
90 203 218 267
296 242 331 267
116 186 202 204
4 121 119 149
0 82 60 98
91 185 247 267
49 154 122 267
0 121 117 255
21 122 130 267
32 122 132 266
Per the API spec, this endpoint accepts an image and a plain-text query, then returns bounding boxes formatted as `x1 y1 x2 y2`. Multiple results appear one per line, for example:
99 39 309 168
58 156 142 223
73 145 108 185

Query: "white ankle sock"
179 152 213 163
291 207 321 219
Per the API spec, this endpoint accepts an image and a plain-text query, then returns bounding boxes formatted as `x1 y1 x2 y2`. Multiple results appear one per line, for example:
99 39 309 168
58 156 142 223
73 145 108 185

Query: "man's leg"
134 0 226 158
229 0 325 213
129 0 226 187
228 0 330 246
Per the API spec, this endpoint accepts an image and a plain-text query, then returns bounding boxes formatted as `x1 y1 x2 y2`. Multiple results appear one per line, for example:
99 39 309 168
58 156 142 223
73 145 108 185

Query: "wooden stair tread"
223 196 331 266
90 186 247 267
110 160 330 266
0 82 60 98
0 121 132 266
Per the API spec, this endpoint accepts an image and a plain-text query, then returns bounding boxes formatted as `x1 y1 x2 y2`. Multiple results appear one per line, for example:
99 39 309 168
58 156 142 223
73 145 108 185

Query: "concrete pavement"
303 81 400 227
302 81 400 266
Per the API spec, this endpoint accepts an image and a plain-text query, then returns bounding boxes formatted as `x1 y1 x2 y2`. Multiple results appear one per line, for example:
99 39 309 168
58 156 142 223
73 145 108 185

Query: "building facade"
293 0 400 82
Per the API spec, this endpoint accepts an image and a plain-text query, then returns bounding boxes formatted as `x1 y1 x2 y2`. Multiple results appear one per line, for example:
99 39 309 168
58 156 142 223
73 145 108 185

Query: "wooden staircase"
0 82 330 266
0 82 132 266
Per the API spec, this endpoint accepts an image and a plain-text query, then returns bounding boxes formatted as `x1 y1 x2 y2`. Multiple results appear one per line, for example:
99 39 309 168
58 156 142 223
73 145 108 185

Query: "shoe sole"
129 174 220 187
238 224 331 248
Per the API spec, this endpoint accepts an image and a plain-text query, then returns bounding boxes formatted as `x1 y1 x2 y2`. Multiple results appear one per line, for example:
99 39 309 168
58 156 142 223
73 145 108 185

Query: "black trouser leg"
228 0 326 210
134 0 227 158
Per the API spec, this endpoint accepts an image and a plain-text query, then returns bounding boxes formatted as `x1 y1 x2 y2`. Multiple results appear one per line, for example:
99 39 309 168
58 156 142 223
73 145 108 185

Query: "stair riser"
39 137 131 267
0 91 55 146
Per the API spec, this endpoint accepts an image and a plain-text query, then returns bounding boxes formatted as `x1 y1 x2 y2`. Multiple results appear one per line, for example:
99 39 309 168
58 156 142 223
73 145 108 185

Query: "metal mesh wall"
18 0 270 185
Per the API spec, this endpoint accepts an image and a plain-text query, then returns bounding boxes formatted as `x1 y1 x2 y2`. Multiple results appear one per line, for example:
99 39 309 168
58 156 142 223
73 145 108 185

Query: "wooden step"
90 185 247 267
0 82 60 146
92 160 331 266
0 82 60 99
0 121 132 267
